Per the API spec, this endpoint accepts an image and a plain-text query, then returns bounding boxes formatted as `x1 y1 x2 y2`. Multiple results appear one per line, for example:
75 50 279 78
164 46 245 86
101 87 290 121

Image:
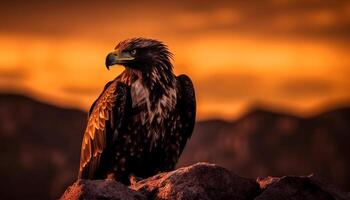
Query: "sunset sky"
0 0 349 120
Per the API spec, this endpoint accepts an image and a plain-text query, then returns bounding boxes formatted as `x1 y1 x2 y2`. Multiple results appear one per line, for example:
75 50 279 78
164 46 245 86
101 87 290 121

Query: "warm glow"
0 1 349 120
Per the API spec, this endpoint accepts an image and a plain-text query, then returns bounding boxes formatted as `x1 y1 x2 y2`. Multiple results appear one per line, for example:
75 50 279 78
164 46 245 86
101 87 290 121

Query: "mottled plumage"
78 38 196 184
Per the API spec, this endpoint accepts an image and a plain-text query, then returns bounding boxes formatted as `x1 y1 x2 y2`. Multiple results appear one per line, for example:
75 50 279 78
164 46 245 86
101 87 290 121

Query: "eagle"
78 38 196 184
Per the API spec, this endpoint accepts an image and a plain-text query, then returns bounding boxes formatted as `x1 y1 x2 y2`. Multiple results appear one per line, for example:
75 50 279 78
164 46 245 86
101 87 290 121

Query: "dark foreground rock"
61 163 350 200
60 179 146 200
256 176 350 200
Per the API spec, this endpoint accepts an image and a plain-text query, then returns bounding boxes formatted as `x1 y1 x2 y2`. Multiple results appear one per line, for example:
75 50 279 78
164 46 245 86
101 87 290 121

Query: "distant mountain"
178 107 350 191
0 94 86 200
0 94 349 199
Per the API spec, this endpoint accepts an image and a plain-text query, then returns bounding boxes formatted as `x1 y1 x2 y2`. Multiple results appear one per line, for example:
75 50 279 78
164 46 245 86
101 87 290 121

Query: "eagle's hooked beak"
105 50 135 70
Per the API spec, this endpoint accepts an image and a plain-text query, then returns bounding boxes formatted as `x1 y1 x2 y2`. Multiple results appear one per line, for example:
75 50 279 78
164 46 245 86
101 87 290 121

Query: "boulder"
131 162 260 200
60 163 350 200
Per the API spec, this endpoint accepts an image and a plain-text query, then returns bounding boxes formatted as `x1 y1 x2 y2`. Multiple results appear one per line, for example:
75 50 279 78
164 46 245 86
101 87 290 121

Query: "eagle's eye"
130 49 136 55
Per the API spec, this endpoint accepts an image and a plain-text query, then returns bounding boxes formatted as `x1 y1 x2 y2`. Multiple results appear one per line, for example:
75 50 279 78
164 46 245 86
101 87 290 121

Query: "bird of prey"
78 38 196 184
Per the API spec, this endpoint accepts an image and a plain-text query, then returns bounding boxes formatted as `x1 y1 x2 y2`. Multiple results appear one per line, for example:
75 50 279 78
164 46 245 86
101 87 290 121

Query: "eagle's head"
106 38 173 74
106 38 177 128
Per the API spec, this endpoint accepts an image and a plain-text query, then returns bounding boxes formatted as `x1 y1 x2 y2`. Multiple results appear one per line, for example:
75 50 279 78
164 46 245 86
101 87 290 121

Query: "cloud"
195 73 260 102
0 67 28 80
61 85 100 96
0 0 348 43
279 78 334 98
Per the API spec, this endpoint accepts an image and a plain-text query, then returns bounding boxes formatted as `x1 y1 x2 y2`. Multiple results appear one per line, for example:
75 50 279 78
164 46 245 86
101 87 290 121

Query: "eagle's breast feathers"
130 77 177 143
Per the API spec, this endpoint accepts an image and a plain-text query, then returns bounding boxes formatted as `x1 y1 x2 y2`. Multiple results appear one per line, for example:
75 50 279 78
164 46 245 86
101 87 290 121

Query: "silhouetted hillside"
178 107 350 191
0 94 86 199
0 93 349 199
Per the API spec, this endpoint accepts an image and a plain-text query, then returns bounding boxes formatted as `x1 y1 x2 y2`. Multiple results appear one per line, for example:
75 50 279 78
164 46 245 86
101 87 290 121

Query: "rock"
309 176 350 200
130 162 260 200
256 175 350 200
60 179 146 200
60 163 350 200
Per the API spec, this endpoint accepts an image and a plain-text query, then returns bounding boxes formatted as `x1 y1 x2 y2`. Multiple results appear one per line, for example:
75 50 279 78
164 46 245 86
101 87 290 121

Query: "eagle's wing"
87 80 114 118
78 81 128 179
176 74 196 152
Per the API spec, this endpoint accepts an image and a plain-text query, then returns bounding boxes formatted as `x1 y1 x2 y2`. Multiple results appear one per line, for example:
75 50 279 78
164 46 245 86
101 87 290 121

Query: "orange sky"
0 0 349 120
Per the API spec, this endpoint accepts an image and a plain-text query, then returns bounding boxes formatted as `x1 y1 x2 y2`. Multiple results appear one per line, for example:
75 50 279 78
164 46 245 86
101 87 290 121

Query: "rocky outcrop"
60 163 350 200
